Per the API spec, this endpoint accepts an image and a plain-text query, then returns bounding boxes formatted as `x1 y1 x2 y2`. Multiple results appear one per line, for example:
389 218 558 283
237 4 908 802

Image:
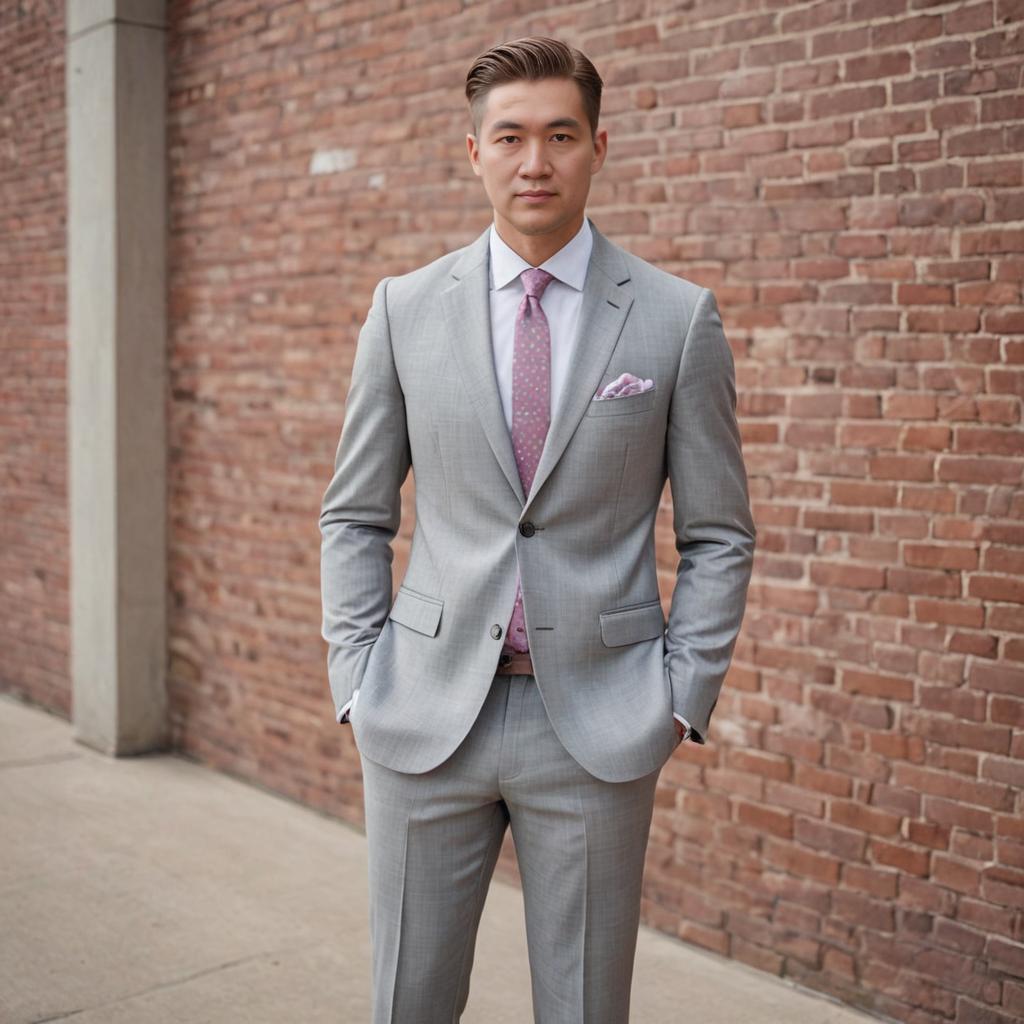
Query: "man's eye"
552 133 571 141
499 136 518 143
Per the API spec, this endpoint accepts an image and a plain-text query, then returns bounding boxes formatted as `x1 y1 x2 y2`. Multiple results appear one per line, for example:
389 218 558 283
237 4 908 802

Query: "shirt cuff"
337 688 359 724
672 712 692 742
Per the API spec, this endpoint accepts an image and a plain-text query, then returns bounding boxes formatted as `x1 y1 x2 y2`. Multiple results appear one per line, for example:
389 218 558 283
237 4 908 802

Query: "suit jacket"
319 215 756 783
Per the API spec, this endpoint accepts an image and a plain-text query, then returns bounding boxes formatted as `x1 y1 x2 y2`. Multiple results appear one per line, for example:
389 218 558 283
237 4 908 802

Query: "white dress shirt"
339 217 692 743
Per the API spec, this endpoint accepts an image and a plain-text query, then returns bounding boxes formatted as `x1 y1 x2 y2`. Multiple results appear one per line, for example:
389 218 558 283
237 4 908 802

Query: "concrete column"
66 0 168 754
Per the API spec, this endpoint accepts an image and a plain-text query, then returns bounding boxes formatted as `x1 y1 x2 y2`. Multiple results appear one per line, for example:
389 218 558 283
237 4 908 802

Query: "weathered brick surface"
0 1 68 717
640 5 1024 1020
4 1 1024 1021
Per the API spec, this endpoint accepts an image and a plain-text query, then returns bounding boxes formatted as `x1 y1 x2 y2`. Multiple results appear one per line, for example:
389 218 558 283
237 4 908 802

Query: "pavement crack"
0 752 83 771
28 940 325 1022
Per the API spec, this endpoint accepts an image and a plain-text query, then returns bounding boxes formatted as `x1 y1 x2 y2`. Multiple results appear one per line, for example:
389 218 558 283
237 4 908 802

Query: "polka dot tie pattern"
504 267 555 655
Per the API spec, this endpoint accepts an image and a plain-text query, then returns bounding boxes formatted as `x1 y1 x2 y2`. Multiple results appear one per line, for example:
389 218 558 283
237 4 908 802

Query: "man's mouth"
518 191 556 201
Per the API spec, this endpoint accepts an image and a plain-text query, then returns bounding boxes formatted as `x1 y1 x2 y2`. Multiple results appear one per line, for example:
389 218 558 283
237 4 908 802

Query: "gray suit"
319 216 756 1021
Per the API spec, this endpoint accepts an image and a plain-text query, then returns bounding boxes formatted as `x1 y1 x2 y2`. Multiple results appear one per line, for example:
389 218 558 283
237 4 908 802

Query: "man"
319 35 756 1024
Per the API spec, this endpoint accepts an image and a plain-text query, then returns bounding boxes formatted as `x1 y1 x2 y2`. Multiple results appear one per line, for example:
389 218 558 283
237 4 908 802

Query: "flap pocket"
599 598 665 647
388 585 443 637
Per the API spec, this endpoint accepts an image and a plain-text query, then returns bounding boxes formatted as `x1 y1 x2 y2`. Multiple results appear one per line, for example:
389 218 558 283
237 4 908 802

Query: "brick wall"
4 0 1021 1021
0 0 68 716
165 2 1024 1015
166 2 1024 1022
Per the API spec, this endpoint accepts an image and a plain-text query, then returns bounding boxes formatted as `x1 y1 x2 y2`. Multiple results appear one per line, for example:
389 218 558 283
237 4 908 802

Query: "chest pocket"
584 385 658 417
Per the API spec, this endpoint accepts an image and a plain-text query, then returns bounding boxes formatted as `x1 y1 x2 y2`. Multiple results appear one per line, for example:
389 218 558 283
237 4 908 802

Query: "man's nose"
520 144 550 176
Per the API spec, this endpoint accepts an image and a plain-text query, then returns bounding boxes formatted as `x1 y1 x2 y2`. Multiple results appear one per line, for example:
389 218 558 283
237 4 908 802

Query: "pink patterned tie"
504 267 555 654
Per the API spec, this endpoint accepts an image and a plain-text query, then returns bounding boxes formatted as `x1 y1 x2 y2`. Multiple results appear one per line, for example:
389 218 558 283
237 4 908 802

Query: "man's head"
465 37 608 259
465 36 603 141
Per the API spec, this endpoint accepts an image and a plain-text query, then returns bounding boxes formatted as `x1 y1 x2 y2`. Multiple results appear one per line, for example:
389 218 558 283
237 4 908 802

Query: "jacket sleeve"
663 286 757 744
319 276 411 721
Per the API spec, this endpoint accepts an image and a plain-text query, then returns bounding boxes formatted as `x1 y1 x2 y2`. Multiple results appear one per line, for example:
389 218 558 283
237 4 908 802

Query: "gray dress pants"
358 671 663 1024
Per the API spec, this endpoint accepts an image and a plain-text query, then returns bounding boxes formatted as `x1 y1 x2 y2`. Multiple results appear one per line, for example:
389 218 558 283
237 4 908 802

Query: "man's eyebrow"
489 117 583 132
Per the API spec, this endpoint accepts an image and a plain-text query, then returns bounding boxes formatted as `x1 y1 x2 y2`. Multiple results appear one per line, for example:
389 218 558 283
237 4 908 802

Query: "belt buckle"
499 653 513 667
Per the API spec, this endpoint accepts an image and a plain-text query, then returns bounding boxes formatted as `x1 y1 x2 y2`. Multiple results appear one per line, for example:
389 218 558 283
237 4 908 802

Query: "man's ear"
466 133 481 177
591 128 608 174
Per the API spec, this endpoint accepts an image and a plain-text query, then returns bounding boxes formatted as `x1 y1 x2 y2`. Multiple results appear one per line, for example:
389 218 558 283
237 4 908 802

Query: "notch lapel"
441 225 527 506
524 220 633 514
440 217 634 514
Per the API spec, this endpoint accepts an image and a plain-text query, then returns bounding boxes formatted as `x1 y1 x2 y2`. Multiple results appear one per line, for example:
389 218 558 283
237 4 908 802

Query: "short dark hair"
465 36 603 140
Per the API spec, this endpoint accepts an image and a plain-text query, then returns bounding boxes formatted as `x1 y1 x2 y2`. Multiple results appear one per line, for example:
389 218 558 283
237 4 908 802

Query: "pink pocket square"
593 371 655 400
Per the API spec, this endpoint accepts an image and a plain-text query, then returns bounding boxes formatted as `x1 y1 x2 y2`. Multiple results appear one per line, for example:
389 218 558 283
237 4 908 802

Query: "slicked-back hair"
465 36 603 140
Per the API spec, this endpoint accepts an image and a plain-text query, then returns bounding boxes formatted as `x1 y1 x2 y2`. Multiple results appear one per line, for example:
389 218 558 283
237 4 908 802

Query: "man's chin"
503 207 571 237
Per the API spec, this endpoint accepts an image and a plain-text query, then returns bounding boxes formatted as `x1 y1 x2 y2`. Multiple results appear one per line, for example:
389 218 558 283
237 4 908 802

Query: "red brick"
870 839 930 876
969 660 1024 695
831 481 900 507
830 800 902 837
904 543 979 571
841 668 915 701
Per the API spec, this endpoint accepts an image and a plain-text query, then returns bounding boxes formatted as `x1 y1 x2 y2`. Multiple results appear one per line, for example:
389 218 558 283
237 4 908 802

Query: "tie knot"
521 267 554 300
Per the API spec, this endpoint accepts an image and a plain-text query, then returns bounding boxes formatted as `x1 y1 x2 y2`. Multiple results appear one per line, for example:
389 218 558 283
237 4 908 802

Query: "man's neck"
492 212 585 267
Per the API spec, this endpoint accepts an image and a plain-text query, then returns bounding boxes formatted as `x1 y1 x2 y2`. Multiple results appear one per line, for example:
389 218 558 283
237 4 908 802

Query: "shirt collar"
488 216 593 292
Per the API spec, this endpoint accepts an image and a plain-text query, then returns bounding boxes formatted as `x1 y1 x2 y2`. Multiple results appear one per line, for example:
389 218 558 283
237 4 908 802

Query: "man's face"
467 77 607 247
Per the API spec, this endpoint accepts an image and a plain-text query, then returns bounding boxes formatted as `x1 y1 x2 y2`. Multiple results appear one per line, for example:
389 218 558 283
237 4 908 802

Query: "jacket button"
519 521 536 537
490 624 503 639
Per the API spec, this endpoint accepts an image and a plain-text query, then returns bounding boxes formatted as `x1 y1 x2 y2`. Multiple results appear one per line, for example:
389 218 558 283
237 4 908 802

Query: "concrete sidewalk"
0 693 878 1023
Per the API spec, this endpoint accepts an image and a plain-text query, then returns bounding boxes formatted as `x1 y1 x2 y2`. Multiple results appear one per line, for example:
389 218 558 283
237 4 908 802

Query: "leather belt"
495 651 534 675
